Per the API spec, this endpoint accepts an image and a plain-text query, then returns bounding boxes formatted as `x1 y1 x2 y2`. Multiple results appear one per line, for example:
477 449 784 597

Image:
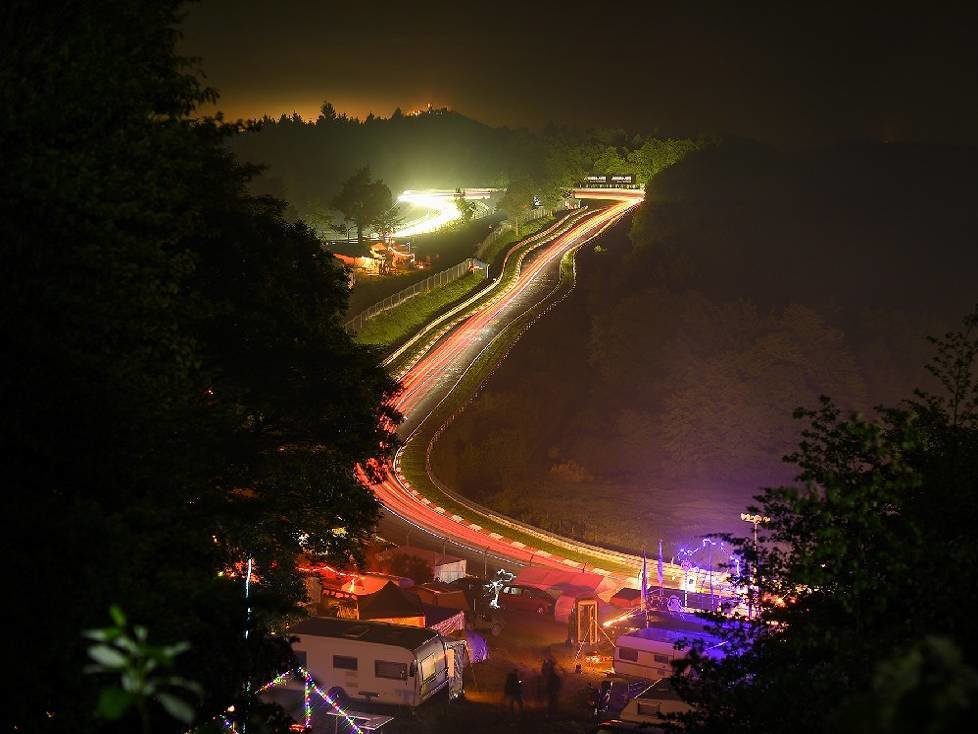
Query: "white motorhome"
289 616 464 707
613 616 724 679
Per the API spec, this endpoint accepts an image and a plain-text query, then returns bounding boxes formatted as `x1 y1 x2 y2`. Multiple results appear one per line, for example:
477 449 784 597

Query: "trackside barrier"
343 258 484 334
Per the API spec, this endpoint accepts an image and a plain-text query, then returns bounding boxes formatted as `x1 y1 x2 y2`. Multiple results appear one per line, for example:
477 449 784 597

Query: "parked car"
498 584 556 615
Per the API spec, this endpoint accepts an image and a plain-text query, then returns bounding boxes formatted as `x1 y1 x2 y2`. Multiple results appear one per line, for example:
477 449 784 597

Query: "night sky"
181 2 977 146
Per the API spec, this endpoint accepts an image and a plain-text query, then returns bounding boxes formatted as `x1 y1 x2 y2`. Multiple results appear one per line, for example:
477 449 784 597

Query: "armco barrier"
343 257 484 334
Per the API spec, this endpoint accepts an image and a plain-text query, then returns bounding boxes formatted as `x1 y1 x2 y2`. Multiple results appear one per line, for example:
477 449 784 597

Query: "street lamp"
740 513 771 619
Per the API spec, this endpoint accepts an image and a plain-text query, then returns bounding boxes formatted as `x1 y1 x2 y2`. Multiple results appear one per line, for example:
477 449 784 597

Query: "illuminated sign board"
583 173 636 185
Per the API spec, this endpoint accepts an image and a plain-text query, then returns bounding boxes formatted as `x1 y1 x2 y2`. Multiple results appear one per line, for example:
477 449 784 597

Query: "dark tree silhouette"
1 2 398 731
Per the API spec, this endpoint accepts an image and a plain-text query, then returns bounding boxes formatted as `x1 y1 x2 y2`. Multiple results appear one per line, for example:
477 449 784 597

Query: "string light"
253 666 365 734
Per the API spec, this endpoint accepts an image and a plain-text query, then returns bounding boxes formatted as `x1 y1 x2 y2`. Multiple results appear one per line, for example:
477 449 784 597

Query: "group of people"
503 654 564 717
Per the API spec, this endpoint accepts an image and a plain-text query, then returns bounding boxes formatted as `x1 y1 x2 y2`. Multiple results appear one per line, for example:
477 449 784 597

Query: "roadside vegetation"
395 234 636 572
354 270 487 347
384 212 580 376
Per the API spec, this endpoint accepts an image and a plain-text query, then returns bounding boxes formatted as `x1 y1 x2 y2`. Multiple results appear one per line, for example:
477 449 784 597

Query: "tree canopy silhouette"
1 1 397 731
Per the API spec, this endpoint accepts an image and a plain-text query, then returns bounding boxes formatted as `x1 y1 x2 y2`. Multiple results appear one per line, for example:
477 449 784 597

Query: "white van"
289 616 461 707
613 616 723 679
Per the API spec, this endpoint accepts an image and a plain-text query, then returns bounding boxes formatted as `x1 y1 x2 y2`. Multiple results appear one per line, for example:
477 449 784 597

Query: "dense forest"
431 139 978 546
231 105 704 226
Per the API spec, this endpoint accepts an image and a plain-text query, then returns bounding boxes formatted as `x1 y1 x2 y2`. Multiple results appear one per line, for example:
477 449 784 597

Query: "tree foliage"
671 307 978 734
232 105 703 225
330 166 394 245
1 2 398 731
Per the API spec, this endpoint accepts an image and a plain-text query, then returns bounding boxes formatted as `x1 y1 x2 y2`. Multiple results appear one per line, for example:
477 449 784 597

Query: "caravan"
289 616 466 707
613 615 725 679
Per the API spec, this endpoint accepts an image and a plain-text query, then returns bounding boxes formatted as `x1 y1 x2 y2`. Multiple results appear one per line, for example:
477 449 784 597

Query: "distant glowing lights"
394 190 465 237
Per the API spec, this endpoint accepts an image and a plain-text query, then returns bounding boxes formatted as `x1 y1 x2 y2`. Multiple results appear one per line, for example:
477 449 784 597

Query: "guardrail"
343 257 484 334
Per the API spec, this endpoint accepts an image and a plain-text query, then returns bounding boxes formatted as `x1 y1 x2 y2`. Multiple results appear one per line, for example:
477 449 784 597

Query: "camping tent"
357 581 425 627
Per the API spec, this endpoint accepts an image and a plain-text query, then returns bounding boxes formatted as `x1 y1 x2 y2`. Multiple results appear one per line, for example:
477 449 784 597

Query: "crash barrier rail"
343 257 485 334
475 203 582 259
409 206 656 575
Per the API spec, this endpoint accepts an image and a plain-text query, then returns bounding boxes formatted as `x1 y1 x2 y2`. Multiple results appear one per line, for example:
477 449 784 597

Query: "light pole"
740 513 771 619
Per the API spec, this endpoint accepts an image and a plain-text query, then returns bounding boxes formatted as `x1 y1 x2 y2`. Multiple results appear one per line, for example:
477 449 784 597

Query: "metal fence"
343 257 485 334
474 206 559 259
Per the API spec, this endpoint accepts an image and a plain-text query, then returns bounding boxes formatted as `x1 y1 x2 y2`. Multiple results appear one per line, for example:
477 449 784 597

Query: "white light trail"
394 190 464 237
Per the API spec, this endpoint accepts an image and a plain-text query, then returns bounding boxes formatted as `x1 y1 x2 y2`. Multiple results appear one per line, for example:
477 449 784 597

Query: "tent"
422 605 466 636
357 581 425 627
376 545 467 583
514 566 622 602
412 582 472 614
610 587 643 609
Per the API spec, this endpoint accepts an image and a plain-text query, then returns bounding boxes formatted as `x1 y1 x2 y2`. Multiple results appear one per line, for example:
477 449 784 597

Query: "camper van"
289 616 465 707
613 616 724 679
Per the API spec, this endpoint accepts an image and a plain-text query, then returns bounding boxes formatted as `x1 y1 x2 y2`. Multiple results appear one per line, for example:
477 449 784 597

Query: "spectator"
503 668 524 716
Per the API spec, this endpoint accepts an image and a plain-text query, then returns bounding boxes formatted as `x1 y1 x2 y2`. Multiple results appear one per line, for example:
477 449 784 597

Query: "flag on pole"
657 539 664 588
640 550 648 612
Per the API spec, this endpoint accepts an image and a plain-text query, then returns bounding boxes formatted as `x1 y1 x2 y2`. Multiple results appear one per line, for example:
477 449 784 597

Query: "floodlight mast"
740 513 771 619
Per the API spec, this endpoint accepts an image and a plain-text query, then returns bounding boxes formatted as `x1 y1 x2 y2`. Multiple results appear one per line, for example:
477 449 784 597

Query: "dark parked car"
498 584 556 615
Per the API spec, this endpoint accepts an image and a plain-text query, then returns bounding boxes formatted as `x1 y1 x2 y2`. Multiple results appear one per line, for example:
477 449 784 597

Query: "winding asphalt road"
363 192 698 593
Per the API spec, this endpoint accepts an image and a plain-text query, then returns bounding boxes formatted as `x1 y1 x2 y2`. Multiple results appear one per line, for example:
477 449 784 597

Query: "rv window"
294 650 307 668
375 660 408 680
618 647 639 662
654 654 671 664
333 655 358 671
418 653 444 681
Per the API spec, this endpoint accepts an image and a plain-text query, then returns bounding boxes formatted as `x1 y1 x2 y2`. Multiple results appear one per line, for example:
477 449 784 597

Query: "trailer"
618 678 691 724
289 616 463 708
612 615 724 679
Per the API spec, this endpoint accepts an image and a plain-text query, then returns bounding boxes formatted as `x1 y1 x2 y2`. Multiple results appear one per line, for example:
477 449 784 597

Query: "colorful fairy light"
299 667 365 734
303 675 313 729
252 666 364 733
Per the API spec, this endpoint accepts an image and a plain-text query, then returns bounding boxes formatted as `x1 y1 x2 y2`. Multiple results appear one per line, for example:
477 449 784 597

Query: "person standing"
504 668 524 716
545 664 562 714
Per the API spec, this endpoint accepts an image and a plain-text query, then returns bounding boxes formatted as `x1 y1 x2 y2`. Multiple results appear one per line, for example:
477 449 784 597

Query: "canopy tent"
376 545 468 583
422 605 466 636
514 566 622 602
412 582 472 614
609 587 643 609
357 581 425 627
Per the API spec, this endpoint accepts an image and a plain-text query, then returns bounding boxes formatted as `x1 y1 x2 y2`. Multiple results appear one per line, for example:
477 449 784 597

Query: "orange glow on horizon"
196 94 453 124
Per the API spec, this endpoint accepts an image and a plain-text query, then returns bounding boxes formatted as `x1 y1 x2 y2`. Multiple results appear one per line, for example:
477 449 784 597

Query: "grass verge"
394 242 634 574
353 271 486 347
